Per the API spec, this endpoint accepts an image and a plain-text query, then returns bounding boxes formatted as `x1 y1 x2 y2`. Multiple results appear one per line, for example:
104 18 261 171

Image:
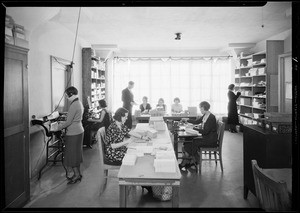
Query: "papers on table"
122 154 137 166
154 150 176 173
185 127 199 135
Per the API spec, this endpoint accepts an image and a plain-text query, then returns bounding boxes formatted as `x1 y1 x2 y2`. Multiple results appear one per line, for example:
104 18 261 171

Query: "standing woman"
227 84 241 133
58 86 84 184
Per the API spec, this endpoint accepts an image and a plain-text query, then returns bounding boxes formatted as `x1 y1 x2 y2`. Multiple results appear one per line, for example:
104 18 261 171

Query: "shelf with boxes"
236 41 284 125
82 48 106 109
236 52 267 125
5 15 29 49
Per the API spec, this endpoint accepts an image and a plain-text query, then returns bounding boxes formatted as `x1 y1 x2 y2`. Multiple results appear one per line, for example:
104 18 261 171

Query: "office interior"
2 2 298 210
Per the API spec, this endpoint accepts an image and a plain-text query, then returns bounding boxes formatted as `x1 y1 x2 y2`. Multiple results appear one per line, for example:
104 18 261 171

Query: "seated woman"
104 107 150 165
179 101 218 171
156 98 167 112
171 97 183 113
140 96 152 114
97 99 112 130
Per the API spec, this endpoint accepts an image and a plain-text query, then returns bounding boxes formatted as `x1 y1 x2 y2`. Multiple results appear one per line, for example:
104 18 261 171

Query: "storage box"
14 37 29 49
240 98 251 105
5 35 14 45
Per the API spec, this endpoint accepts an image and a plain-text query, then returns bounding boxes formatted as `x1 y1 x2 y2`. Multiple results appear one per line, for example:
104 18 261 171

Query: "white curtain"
111 57 232 114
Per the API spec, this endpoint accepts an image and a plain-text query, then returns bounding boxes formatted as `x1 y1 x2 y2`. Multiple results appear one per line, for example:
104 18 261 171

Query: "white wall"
6 8 91 178
251 29 292 53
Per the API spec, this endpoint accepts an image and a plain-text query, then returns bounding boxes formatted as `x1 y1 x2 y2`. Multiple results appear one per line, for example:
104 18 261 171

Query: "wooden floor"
25 130 260 209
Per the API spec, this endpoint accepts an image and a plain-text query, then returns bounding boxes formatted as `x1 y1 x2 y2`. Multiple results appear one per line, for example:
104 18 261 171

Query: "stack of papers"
185 128 199 135
154 159 176 173
153 150 176 173
147 129 157 138
122 154 137 166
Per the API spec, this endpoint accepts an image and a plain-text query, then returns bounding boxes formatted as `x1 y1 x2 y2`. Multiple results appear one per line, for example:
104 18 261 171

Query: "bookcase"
82 48 106 109
235 40 284 125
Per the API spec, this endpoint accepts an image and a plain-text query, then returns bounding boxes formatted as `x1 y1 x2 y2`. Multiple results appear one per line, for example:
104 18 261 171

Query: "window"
111 57 232 114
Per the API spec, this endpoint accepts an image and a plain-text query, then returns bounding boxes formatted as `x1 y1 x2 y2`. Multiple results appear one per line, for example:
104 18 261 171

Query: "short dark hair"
158 98 164 103
98 99 107 108
65 86 78 97
129 81 134 85
174 97 180 103
228 84 235 90
199 101 210 111
113 107 129 122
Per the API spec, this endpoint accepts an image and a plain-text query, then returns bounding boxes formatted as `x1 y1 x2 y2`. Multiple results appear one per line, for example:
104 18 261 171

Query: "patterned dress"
104 121 130 163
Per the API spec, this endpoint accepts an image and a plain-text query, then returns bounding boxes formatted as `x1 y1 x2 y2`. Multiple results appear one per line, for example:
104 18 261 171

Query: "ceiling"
7 2 292 53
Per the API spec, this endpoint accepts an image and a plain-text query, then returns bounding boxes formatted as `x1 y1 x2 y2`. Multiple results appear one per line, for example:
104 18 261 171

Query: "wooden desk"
118 123 181 207
263 168 292 194
135 115 198 123
173 126 202 160
243 125 292 199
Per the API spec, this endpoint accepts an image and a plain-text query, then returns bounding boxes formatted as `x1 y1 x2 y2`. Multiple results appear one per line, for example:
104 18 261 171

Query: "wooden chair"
96 127 121 195
196 120 225 174
251 160 291 211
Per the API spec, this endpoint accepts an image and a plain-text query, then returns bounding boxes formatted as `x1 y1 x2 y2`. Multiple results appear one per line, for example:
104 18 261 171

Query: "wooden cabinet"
82 47 106 109
235 40 284 125
243 125 292 199
4 44 30 207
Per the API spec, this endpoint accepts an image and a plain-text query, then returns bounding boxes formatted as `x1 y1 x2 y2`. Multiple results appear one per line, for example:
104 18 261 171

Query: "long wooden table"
136 114 197 123
117 123 181 207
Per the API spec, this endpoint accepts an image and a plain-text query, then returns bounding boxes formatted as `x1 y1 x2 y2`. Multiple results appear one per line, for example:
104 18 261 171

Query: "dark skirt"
64 133 84 167
184 138 217 157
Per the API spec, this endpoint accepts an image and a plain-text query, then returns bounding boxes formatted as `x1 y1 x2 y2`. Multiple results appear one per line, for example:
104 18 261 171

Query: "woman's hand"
141 135 151 141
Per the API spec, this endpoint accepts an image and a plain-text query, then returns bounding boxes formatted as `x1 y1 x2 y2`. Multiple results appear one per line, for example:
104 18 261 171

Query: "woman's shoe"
66 174 75 181
189 163 198 172
67 175 82 184
141 186 152 194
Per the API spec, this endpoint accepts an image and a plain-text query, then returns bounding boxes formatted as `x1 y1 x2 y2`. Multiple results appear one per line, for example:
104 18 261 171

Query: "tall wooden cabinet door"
3 44 30 208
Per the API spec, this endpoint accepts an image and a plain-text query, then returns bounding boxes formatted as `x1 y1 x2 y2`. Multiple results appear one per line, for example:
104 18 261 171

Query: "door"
3 44 30 208
278 53 292 113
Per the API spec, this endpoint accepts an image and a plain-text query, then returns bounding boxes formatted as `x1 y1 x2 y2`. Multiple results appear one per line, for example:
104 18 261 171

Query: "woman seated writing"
104 107 150 165
171 97 183 113
156 98 167 112
179 101 218 171
140 96 152 114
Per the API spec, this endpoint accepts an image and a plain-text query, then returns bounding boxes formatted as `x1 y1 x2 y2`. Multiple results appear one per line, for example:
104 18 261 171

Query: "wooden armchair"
251 160 291 211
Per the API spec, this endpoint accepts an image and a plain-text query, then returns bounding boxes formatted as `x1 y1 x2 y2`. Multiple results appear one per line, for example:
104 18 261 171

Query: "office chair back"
197 120 225 173
251 160 291 211
96 127 121 195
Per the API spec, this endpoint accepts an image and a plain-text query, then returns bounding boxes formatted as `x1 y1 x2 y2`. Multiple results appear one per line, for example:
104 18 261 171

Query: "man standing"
122 81 136 129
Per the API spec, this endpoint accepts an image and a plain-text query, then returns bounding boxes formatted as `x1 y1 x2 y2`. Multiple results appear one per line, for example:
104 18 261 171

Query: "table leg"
172 186 179 208
119 185 127 207
174 133 178 160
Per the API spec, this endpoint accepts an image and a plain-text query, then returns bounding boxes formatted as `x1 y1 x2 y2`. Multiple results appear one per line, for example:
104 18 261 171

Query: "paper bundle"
153 159 176 173
122 154 137 166
185 128 199 135
147 129 158 138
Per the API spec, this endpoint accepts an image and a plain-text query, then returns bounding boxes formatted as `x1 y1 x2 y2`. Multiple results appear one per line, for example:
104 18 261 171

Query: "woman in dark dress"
179 101 218 171
227 84 241 133
97 99 112 130
140 96 152 114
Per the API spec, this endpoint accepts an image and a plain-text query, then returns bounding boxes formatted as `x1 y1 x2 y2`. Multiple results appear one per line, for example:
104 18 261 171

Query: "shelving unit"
82 48 106 109
235 40 284 125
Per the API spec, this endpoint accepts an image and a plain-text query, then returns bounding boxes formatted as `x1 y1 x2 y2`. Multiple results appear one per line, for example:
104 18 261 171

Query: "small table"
173 126 202 160
263 168 292 194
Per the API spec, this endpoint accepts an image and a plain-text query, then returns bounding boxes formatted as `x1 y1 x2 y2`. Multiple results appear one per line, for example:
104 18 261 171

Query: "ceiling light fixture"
175 33 181 40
